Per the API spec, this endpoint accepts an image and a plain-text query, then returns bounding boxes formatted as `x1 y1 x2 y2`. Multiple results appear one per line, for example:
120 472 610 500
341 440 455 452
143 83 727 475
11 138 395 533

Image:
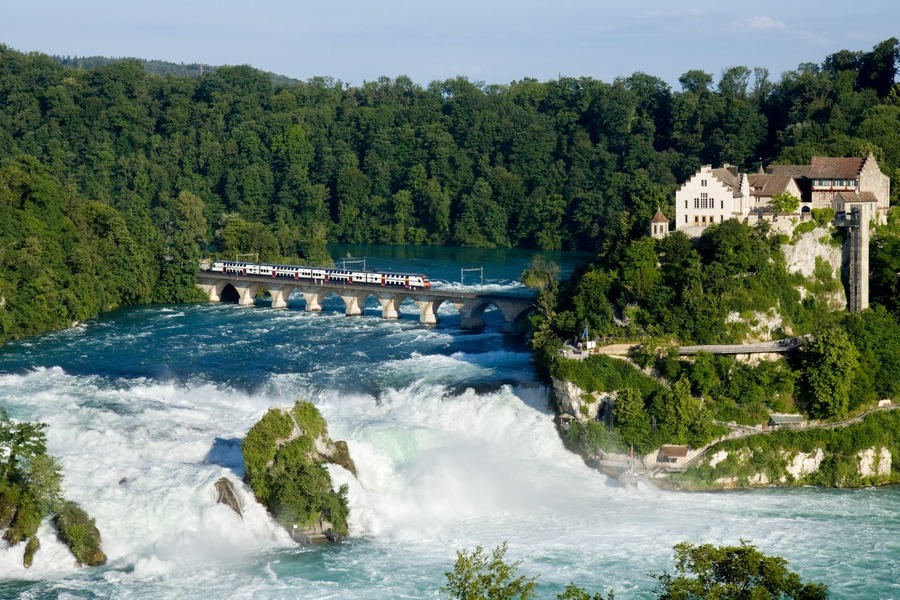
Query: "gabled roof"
808 156 864 179
835 191 878 203
711 167 740 190
651 209 669 223
766 164 810 178
748 174 794 197
660 445 689 458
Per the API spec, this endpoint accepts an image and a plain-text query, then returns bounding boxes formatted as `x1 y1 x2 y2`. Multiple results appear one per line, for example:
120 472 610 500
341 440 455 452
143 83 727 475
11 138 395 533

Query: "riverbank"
552 375 900 490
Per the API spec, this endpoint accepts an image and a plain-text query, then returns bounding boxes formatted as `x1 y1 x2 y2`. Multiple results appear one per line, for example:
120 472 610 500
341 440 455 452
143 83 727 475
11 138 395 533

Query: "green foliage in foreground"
241 401 350 535
0 411 106 567
442 542 539 600
674 410 900 489
653 541 828 599
442 541 826 599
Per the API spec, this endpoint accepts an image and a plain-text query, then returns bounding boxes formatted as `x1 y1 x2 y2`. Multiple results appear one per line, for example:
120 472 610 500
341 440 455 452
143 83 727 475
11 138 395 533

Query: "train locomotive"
209 260 431 289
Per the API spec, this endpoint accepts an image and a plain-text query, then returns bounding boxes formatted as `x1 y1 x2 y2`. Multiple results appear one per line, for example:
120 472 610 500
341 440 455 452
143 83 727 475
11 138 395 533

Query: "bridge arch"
455 298 535 333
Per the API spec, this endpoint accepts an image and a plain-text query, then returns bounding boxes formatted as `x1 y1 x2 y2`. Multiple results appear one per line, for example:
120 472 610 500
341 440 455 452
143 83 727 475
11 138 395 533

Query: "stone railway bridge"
196 271 537 333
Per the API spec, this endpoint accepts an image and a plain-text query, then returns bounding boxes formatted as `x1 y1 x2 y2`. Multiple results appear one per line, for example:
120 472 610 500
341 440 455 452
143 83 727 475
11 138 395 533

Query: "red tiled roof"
651 209 669 223
835 191 878 203
660 445 689 458
808 156 864 179
766 164 809 178
748 174 794 197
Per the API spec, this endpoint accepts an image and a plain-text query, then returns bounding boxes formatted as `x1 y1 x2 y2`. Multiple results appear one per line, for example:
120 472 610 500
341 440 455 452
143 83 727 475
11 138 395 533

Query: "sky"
3 1 898 90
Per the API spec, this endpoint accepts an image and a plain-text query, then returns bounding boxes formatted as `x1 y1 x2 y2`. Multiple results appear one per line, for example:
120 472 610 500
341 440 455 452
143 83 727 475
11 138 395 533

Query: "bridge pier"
340 293 369 317
456 302 485 331
501 319 524 334
197 282 220 302
379 295 406 319
415 300 440 326
234 283 257 306
268 285 292 309
301 291 325 312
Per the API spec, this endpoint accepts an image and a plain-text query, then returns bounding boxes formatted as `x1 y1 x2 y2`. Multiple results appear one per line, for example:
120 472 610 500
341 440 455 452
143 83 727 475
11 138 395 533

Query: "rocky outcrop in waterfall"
53 500 107 567
551 377 614 423
1 414 106 568
242 400 354 543
214 477 244 518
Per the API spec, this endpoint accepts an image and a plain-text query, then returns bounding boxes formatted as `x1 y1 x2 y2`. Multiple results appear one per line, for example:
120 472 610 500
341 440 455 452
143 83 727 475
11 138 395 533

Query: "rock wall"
551 377 613 423
692 445 894 489
782 229 842 278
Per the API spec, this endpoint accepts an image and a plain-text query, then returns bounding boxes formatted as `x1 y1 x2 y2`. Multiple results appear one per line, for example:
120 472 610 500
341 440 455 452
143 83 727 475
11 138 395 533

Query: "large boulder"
214 477 244 518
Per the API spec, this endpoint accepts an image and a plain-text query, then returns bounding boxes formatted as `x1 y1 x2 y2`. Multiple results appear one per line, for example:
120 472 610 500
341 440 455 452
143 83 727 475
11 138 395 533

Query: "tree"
556 584 613 600
612 387 652 453
768 192 800 215
520 255 560 291
154 190 208 303
653 541 828 599
441 542 538 600
801 327 859 419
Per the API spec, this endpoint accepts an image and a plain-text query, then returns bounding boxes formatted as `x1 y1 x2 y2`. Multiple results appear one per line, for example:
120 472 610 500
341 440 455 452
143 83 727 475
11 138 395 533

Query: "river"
0 245 897 599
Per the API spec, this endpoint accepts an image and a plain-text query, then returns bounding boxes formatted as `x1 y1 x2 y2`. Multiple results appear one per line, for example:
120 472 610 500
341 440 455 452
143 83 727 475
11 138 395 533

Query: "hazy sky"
3 1 898 89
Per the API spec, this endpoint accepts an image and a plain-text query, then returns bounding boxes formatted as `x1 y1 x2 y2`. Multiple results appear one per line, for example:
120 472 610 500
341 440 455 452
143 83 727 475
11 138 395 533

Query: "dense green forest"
0 38 898 344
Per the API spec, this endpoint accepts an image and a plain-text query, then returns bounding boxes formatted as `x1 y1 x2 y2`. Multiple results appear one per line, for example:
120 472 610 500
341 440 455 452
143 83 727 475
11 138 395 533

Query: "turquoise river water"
0 245 897 599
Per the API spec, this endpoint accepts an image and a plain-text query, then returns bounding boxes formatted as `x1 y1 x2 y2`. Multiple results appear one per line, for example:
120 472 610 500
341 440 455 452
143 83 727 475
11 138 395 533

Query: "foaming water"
1 249 899 597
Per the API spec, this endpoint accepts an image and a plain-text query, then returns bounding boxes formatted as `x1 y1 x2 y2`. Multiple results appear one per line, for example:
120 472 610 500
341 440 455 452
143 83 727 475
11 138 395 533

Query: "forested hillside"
0 39 898 343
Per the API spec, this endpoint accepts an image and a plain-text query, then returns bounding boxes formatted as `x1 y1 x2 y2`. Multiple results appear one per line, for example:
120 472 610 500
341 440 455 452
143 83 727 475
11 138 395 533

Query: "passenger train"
209 260 431 289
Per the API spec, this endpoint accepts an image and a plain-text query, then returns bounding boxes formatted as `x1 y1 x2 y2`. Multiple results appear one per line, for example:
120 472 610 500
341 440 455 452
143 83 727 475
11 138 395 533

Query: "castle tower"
650 209 669 239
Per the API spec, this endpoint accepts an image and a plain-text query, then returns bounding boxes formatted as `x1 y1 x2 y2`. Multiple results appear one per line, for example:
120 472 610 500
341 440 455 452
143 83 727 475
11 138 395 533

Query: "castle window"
701 179 707 187
684 200 688 209
720 200 724 209
694 198 700 208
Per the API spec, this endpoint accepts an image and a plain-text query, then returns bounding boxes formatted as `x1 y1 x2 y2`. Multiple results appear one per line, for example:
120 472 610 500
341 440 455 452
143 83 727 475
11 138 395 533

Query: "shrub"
53 500 106 566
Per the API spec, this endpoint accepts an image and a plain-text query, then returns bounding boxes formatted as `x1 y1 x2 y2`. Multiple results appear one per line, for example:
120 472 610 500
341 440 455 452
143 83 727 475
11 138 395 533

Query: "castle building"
674 153 890 234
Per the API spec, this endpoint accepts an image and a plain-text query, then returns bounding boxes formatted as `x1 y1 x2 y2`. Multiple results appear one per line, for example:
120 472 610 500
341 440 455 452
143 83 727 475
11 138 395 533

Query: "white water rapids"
0 296 897 598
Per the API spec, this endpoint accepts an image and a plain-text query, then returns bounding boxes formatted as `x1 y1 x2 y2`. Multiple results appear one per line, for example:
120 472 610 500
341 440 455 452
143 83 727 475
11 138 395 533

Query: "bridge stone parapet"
196 271 536 333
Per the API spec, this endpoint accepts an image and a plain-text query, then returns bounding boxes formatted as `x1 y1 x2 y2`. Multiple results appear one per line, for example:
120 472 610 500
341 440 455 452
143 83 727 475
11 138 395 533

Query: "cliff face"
781 229 846 310
551 377 614 423
678 444 895 489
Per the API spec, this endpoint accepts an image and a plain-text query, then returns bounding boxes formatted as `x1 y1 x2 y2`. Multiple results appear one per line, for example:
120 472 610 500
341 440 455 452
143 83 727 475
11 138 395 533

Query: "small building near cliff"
767 413 806 429
556 413 576 430
658 445 690 467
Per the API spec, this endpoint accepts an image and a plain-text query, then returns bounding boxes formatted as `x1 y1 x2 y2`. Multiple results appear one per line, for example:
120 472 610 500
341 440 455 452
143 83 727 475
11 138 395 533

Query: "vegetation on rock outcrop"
242 401 352 537
0 411 106 567
673 410 900 489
